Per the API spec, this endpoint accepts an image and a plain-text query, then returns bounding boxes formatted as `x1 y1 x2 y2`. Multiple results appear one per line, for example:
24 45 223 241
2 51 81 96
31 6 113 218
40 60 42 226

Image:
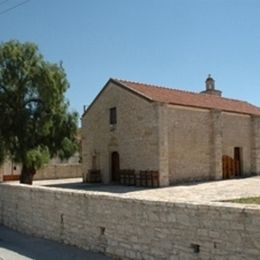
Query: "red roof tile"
113 79 260 116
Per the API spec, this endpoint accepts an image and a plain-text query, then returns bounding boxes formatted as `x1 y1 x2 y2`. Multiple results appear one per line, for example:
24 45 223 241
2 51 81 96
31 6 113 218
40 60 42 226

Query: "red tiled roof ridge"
113 78 258 108
237 100 260 109
110 78 260 116
113 78 199 96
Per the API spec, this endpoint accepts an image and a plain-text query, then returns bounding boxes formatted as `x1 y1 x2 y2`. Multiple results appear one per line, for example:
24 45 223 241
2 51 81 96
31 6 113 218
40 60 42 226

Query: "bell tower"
201 74 222 96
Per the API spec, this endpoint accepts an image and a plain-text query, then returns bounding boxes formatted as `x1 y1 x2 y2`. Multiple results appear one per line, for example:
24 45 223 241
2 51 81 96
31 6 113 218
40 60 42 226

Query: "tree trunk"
20 166 36 184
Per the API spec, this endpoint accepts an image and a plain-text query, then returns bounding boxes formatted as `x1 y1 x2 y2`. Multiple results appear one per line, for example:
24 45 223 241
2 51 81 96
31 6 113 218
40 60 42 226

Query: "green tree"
0 40 78 184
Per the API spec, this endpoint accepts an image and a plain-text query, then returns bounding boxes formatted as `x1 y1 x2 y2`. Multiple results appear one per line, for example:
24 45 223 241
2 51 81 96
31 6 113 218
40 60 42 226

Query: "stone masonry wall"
0 164 81 182
34 164 82 180
167 105 212 183
222 112 252 175
167 106 256 183
0 160 22 180
1 183 260 259
157 103 169 186
82 82 159 183
210 109 223 180
251 116 260 175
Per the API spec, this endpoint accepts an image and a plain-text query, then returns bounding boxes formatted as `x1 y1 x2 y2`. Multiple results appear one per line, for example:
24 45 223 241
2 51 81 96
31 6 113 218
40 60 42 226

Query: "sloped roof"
113 79 260 116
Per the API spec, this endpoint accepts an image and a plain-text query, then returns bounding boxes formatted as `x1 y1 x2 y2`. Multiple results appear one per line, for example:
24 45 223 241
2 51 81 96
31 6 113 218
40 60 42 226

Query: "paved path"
31 176 260 204
0 225 110 260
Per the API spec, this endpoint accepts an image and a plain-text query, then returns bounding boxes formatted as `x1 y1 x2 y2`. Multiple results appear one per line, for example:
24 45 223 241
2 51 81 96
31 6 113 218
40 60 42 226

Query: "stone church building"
81 76 260 186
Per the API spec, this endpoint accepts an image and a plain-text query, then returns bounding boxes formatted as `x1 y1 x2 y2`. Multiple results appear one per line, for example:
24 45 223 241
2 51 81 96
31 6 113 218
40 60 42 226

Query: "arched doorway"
111 151 120 182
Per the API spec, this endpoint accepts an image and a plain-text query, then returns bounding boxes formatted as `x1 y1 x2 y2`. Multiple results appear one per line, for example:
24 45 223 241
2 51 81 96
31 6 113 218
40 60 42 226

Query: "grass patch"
229 197 260 205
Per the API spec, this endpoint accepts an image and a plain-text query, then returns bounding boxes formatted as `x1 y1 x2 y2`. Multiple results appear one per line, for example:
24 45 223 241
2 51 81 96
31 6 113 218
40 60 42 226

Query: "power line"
0 0 10 6
0 0 30 16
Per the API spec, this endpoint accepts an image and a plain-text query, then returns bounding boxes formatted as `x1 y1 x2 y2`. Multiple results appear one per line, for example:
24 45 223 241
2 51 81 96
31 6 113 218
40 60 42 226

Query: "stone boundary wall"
0 184 260 259
34 164 82 180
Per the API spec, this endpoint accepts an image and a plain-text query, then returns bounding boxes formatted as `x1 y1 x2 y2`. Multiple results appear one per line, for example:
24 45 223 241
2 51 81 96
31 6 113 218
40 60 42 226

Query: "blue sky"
1 0 260 117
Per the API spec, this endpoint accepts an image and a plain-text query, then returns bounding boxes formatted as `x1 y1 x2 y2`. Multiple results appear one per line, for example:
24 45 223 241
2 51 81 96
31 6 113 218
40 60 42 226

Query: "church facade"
81 76 260 186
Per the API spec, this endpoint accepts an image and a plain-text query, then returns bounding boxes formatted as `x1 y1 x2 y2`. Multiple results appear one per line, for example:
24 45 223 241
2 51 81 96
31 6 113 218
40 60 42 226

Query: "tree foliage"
0 40 78 183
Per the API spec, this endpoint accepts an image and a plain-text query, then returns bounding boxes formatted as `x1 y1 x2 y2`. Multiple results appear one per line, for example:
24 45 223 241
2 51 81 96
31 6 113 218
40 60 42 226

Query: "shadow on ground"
44 182 156 194
0 225 109 260
40 177 246 194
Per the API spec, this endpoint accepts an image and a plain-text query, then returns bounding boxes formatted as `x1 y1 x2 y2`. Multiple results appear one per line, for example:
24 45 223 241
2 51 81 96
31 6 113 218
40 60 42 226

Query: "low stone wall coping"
1 182 260 212
1 182 260 259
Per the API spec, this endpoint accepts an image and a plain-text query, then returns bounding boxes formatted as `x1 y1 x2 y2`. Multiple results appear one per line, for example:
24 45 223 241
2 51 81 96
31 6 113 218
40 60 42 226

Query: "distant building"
0 129 81 182
0 160 21 182
81 76 260 186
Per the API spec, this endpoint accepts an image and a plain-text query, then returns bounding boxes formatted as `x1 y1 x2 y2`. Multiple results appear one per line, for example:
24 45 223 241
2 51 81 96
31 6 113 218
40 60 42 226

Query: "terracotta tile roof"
113 79 260 116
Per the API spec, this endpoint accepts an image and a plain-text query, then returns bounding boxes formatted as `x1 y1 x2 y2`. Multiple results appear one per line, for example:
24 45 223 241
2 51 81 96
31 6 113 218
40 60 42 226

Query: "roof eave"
167 102 259 116
81 78 155 118
111 79 154 102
